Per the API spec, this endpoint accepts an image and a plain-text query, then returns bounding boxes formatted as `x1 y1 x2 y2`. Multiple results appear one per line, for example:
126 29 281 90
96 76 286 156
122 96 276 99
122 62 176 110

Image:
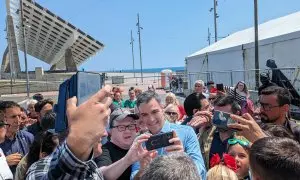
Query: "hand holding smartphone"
145 132 174 151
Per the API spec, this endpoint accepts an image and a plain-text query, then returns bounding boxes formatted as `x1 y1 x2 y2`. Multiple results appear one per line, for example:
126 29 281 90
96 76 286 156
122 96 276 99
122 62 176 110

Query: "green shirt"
123 99 136 109
113 100 125 108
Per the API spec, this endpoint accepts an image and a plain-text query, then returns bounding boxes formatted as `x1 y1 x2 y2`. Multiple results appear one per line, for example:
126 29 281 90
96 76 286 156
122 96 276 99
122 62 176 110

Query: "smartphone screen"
212 110 235 130
77 72 102 105
145 132 174 151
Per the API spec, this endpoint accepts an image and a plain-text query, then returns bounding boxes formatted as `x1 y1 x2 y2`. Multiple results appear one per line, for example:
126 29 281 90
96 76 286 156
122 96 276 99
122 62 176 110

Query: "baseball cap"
109 108 139 128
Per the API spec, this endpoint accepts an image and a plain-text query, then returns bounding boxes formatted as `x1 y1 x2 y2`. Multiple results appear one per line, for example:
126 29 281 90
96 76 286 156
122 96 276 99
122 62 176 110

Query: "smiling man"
96 108 139 180
131 91 206 180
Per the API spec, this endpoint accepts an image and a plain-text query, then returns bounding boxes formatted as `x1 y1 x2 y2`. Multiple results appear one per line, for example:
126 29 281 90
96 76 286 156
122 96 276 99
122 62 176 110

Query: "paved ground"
0 89 186 105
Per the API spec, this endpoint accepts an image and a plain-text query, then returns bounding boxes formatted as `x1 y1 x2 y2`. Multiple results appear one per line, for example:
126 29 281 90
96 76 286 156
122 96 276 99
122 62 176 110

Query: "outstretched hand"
66 85 112 161
228 113 267 143
187 111 212 129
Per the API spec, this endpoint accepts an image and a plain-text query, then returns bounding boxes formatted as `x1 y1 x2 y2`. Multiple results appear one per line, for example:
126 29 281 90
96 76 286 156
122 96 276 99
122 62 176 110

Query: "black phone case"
145 132 174 151
216 84 224 91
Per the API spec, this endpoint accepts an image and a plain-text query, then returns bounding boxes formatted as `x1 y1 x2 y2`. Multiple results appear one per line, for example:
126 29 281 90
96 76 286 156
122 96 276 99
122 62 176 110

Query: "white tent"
186 11 300 89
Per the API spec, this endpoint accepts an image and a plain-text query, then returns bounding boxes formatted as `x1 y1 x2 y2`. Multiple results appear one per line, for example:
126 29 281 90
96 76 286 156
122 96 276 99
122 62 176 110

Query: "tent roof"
187 11 300 59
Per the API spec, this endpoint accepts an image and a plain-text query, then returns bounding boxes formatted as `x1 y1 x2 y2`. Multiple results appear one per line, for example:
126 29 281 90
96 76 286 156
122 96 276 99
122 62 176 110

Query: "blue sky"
0 0 300 71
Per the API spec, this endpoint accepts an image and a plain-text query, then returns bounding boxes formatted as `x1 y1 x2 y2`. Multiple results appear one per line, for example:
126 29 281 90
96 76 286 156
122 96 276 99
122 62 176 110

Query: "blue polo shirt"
130 121 207 180
0 130 34 174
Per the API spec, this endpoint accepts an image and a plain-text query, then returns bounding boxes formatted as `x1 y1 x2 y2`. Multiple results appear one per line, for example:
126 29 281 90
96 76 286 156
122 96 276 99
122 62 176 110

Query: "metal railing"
187 67 300 92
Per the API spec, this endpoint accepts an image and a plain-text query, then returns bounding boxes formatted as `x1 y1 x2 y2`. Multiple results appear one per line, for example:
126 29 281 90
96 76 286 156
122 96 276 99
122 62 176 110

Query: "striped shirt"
26 141 104 180
224 86 247 103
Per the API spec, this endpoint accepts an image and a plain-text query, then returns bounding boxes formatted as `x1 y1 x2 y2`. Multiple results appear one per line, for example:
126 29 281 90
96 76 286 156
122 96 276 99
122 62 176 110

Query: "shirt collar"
160 120 171 133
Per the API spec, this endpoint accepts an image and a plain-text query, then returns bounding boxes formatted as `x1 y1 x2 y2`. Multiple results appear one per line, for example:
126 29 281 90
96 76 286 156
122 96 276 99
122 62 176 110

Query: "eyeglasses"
111 124 137 132
258 102 281 111
228 138 250 147
165 112 178 116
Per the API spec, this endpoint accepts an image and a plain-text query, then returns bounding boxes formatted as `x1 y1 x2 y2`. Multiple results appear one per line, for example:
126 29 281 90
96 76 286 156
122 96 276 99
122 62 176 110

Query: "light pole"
20 0 30 98
254 0 259 89
207 27 211 45
130 30 135 78
137 13 143 83
213 0 218 42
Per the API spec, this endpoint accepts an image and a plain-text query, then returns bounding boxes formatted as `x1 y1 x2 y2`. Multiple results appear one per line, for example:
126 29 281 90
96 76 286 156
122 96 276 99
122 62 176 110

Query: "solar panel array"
9 0 104 69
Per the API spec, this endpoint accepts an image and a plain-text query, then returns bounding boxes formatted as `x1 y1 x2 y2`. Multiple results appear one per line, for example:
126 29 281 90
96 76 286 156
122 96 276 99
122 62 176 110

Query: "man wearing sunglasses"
259 86 300 142
96 108 139 180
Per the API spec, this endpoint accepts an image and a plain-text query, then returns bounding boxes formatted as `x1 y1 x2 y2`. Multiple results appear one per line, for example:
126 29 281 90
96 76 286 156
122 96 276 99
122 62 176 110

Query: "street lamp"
254 0 259 89
136 13 143 83
19 0 30 98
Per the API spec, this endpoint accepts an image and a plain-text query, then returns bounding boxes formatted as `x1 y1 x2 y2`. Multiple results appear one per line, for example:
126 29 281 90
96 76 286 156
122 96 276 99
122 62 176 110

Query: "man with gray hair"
130 91 206 180
140 152 200 180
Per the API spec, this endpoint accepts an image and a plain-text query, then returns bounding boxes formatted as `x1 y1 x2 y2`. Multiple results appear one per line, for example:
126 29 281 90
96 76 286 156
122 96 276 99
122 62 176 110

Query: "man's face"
129 90 135 100
4 107 22 134
259 94 287 123
40 103 53 118
138 98 165 134
194 83 203 93
110 117 137 149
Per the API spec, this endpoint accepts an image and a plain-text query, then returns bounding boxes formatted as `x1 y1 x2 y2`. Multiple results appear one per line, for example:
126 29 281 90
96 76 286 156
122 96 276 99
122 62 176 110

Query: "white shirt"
0 148 13 180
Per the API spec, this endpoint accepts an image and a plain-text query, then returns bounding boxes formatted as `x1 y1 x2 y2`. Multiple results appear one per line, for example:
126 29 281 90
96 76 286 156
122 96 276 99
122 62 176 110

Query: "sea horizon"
97 66 185 73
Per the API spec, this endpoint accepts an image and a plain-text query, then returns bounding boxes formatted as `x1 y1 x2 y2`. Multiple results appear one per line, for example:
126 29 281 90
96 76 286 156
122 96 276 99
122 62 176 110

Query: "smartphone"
145 132 174 151
55 71 103 133
212 110 235 130
77 72 102 105
216 83 224 91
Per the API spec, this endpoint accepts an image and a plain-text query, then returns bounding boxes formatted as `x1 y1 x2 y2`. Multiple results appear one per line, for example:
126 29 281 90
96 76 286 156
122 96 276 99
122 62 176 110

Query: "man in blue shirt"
130 91 206 180
0 101 34 174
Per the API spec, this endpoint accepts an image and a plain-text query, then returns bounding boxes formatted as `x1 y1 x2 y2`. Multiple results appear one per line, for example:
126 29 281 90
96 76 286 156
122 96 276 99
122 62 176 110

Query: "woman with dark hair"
14 130 59 180
225 81 254 115
234 81 249 99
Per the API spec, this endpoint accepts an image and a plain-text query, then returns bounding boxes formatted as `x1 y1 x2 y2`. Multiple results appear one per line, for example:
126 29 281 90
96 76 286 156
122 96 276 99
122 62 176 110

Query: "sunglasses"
165 112 178 116
228 138 250 147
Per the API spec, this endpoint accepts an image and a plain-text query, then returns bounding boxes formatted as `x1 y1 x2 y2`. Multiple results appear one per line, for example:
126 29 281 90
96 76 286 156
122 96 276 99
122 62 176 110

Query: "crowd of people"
0 79 300 180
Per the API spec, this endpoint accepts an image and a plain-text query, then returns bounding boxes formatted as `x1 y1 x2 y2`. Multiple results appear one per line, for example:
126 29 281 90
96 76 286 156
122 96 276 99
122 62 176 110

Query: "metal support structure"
6 19 13 94
137 13 143 83
254 0 259 89
130 30 135 78
213 0 218 42
20 0 30 98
